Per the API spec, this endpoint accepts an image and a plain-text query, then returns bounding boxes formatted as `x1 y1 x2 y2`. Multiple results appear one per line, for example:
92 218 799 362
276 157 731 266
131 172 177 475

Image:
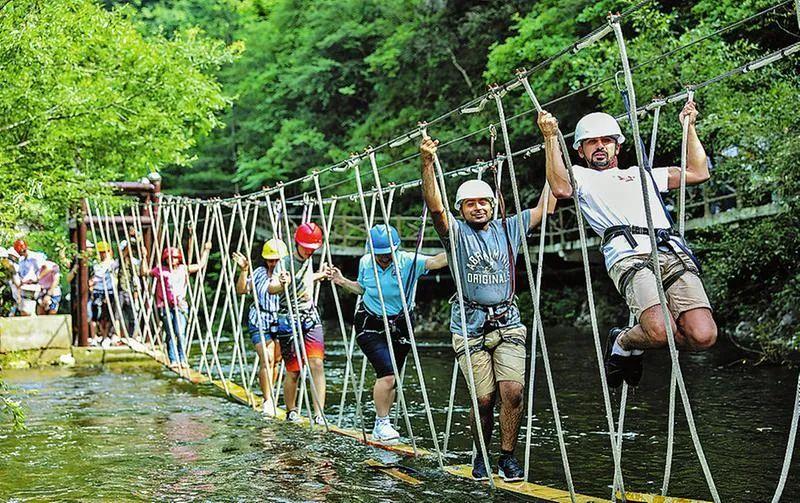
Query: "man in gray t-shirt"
420 136 555 482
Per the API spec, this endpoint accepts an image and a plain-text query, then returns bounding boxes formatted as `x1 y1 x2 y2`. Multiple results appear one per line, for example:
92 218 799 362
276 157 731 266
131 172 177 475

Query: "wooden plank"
365 459 423 486
444 464 609 503
619 492 712 503
124 338 430 458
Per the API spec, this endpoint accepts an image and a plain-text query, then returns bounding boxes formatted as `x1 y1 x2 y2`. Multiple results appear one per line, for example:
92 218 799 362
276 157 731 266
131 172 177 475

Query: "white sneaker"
313 415 326 426
372 417 400 443
261 401 276 418
286 409 302 423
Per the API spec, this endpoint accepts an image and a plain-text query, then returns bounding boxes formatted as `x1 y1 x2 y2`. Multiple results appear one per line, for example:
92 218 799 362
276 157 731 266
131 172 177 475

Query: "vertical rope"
426 127 495 487
493 89 576 499
366 152 445 466
612 18 720 502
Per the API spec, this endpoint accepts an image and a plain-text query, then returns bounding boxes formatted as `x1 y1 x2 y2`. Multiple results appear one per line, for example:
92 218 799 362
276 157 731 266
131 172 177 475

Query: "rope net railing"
78 3 800 502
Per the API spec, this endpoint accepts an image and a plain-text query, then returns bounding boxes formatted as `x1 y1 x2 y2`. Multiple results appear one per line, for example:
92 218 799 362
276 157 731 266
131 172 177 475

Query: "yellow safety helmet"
96 241 111 253
261 238 288 260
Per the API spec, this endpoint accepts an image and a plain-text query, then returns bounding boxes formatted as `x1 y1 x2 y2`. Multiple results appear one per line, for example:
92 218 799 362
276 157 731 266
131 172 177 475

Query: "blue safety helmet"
369 225 400 255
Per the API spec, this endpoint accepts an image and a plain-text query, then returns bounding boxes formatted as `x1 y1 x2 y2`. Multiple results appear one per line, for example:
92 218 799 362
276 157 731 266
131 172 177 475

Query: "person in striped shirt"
234 238 288 417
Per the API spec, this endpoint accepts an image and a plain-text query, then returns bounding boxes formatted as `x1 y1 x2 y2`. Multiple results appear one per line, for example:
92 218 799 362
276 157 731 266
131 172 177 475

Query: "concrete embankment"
0 315 154 368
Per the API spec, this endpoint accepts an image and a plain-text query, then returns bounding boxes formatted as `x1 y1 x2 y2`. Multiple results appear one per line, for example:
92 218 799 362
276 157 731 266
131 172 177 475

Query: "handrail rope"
311 175 369 440
352 158 419 455
366 151 445 467
427 129 495 488
140 198 170 357
286 1 793 204
341 193 378 427
277 185 329 428
167 2 651 207
612 17 721 502
265 193 292 408
162 202 194 379
493 89 577 499
517 74 627 499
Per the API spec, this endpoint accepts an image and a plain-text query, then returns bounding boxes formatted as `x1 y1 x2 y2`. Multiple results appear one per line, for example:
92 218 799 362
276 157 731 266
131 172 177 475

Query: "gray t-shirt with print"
441 209 532 337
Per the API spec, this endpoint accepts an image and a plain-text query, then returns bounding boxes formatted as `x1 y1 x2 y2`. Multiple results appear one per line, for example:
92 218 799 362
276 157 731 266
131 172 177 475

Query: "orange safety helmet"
161 247 184 265
13 239 27 254
294 222 323 250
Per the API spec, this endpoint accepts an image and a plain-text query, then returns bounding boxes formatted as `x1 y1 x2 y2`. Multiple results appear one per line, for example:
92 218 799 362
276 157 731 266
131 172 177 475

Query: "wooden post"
77 200 89 347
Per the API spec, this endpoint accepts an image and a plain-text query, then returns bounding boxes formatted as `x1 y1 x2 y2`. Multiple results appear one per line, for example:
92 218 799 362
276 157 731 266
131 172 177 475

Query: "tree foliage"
0 0 236 254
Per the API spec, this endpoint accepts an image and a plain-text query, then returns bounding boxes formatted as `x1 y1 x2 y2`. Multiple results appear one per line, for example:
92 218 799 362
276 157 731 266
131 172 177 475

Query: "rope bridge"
78 3 799 502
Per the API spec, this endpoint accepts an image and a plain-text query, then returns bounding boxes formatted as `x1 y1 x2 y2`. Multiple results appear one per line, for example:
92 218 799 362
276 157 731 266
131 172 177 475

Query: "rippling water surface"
1 327 798 502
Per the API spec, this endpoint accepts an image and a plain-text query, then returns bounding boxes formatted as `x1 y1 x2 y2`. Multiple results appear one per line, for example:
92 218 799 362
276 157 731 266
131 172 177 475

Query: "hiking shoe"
497 454 524 483
286 409 302 423
471 452 489 481
313 414 326 426
261 401 277 418
604 327 628 388
372 417 400 443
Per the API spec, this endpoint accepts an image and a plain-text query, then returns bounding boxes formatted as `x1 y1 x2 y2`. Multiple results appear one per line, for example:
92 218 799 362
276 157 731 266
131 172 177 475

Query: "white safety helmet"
572 112 625 150
454 179 495 211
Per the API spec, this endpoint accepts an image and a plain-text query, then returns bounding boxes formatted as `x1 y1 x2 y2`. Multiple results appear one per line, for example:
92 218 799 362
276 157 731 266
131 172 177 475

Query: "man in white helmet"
537 101 716 389
420 136 555 482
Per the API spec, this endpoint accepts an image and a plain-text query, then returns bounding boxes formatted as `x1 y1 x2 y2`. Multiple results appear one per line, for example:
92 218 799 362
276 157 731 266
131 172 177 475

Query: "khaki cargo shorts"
452 325 526 399
608 250 711 322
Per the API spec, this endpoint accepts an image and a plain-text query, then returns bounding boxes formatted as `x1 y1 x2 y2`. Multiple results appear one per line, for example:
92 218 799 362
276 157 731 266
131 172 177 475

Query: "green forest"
1 0 799 360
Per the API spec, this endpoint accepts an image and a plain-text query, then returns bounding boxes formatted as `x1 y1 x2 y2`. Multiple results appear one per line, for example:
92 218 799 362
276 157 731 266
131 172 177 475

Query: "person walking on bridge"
420 137 556 482
233 238 288 417
537 101 717 389
328 224 447 443
268 223 330 425
141 239 211 367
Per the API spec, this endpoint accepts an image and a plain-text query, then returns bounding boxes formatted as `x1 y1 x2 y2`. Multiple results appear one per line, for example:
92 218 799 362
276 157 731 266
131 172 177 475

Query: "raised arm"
329 266 364 295
537 111 574 199
424 252 448 271
187 242 211 274
420 137 449 237
667 100 710 188
528 186 559 231
232 252 250 295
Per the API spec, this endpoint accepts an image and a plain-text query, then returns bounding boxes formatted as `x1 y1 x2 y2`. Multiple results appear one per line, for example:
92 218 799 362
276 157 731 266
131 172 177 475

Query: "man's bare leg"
471 391 496 457
619 305 716 351
498 381 523 453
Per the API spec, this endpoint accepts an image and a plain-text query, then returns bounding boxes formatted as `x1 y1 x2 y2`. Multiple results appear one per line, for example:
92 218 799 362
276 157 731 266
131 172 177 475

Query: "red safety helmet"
13 239 27 254
161 247 184 265
294 222 323 250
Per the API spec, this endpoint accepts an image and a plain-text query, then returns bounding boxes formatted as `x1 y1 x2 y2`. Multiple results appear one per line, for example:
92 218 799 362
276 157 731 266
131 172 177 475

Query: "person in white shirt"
538 101 717 388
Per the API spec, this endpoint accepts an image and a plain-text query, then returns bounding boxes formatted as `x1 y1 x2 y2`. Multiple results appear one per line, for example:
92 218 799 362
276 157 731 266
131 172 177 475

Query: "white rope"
612 17 720 502
493 88 576 499
426 128 495 487
772 370 800 502
311 175 368 439
352 159 419 455
366 152 445 466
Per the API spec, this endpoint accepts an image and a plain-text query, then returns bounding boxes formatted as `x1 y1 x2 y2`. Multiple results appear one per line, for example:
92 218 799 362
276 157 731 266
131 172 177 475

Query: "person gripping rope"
329 224 448 443
233 238 288 417
537 102 717 389
141 241 211 367
420 137 556 482
268 222 330 425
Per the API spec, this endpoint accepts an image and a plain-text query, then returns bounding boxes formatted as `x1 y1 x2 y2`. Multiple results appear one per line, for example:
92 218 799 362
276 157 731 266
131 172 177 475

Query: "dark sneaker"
471 453 489 481
604 327 628 389
497 454 524 482
624 348 644 388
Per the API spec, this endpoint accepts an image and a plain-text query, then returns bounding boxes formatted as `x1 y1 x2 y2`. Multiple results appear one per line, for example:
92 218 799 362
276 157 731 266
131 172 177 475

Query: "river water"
1 328 798 502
